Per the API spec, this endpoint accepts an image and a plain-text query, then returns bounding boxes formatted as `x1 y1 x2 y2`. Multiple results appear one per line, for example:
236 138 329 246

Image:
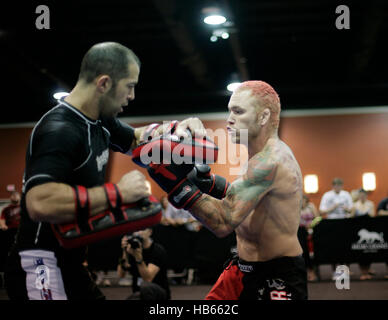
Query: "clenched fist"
117 170 151 203
175 117 207 139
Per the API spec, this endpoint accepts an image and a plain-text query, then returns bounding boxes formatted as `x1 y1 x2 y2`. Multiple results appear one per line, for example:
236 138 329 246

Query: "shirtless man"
146 81 307 300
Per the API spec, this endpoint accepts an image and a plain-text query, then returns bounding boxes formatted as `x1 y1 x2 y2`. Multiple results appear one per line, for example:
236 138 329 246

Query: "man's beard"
99 90 118 118
231 128 250 145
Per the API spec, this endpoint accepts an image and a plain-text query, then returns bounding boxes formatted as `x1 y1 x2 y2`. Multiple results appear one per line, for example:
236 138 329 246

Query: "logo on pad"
173 185 192 203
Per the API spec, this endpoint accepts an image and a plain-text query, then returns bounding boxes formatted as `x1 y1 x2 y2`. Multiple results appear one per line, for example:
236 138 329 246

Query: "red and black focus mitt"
51 184 162 249
132 131 218 167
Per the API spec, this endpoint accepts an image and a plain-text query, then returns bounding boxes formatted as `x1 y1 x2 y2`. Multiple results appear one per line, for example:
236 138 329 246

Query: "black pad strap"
74 185 91 233
103 183 124 222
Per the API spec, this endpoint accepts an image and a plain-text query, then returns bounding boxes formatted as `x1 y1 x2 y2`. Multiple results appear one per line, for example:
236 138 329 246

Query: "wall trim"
1 106 388 128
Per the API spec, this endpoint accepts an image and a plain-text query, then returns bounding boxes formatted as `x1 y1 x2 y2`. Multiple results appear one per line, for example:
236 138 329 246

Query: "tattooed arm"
189 149 277 237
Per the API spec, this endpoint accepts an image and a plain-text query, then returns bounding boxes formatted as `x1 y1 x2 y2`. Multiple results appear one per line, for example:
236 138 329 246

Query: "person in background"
161 196 201 231
319 178 353 219
350 189 360 203
351 189 375 218
123 228 170 300
0 191 21 288
0 191 21 232
159 196 170 226
376 196 388 279
0 191 21 256
377 195 388 216
319 178 353 280
117 236 134 287
298 194 319 282
350 189 376 280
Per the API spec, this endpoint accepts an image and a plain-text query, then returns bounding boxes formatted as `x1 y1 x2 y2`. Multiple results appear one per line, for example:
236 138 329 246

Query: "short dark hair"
332 177 343 185
78 42 140 84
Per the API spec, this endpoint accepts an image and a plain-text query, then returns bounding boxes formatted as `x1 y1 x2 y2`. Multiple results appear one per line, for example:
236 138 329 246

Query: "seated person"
376 197 388 279
298 194 318 282
161 196 201 232
121 228 171 300
351 189 376 280
351 189 375 217
159 196 170 226
377 196 388 216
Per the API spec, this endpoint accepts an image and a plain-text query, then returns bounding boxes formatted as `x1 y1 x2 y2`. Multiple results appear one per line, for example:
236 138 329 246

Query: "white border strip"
1 106 388 128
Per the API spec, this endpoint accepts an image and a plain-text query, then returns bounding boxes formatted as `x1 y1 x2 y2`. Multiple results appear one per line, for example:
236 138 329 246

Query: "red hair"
237 81 281 128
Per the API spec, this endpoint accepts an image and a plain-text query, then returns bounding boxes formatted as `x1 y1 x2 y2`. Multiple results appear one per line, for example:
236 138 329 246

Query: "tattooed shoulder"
244 144 278 184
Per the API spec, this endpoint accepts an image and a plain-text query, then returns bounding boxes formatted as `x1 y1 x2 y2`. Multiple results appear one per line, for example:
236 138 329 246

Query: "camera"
127 235 144 250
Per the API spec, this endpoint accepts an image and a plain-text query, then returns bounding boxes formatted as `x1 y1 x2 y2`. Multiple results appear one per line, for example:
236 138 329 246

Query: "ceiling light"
53 92 69 100
204 15 226 25
227 82 241 92
210 35 218 42
221 32 229 39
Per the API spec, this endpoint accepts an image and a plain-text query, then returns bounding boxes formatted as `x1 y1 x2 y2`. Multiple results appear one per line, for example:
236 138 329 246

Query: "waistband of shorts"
237 255 304 273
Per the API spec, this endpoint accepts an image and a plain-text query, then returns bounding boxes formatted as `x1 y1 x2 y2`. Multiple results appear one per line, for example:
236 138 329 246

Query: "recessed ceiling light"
227 82 241 92
204 15 226 25
53 92 69 100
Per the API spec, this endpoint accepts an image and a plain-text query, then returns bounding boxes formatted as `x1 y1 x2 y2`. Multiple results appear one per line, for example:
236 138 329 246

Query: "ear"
260 108 271 126
95 75 112 93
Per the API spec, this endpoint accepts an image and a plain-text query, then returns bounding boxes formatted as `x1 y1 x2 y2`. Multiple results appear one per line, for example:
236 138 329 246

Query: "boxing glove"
147 162 202 209
187 164 230 199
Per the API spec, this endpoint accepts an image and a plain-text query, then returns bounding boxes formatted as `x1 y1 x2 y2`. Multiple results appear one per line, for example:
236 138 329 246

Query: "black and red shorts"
205 255 307 300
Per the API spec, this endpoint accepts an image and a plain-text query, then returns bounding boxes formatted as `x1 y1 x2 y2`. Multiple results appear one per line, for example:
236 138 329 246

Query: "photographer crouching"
119 228 171 300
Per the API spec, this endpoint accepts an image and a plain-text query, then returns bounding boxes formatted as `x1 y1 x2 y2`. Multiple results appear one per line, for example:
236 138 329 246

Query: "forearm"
378 209 388 216
0 219 7 229
319 207 333 215
27 182 109 224
189 166 271 237
189 194 238 238
136 262 155 282
117 265 126 278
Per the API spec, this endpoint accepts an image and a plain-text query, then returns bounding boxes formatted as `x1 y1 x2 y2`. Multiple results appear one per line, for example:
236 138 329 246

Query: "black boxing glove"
147 162 202 209
188 164 230 199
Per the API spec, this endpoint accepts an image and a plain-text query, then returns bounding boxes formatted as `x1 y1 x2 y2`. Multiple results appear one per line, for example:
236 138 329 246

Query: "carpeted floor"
1 263 387 300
